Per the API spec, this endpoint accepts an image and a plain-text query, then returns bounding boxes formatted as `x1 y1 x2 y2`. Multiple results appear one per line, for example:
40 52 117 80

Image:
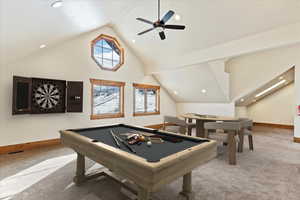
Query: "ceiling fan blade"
164 25 186 30
159 31 166 40
161 10 175 23
136 18 153 25
138 28 155 35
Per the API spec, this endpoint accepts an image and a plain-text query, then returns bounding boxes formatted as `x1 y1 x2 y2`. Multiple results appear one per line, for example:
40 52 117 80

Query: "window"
133 83 160 116
91 34 124 71
90 79 125 119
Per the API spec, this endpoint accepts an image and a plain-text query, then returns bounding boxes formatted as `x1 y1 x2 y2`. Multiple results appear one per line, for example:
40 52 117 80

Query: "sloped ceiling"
115 0 300 67
235 67 295 106
2 0 300 102
154 63 227 103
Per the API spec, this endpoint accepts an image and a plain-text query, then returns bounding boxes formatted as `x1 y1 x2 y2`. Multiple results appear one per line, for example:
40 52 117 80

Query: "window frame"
91 34 125 71
90 79 125 120
133 83 160 117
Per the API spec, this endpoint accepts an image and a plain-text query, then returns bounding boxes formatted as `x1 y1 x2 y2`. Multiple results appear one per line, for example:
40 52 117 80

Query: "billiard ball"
147 141 152 146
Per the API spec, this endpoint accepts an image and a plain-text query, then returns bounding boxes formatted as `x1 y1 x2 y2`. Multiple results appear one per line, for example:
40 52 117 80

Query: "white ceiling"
2 0 300 65
2 0 300 102
155 63 227 102
113 0 300 67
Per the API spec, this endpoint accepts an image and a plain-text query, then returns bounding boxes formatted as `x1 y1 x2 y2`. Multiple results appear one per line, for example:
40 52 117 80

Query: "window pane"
93 85 120 115
102 39 112 49
146 89 157 112
102 48 113 59
94 45 103 65
135 89 145 112
113 60 119 67
113 50 120 61
102 58 113 69
92 39 121 70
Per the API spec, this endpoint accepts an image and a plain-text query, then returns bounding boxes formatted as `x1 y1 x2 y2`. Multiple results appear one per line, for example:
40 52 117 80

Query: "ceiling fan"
136 0 186 40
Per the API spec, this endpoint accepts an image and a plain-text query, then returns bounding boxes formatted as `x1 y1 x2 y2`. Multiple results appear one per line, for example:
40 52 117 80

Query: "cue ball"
147 141 152 146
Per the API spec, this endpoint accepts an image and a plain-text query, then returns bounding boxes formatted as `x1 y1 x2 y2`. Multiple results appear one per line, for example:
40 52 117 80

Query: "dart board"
31 78 66 114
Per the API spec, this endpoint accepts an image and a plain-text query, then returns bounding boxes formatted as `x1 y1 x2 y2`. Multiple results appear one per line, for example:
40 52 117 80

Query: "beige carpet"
0 127 300 200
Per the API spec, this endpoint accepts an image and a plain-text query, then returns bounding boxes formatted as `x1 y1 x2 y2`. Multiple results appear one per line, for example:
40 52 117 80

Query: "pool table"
60 124 217 200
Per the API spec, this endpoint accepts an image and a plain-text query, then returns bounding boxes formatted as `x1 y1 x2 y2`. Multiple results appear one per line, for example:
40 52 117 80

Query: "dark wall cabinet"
67 81 84 113
12 76 83 115
12 76 32 115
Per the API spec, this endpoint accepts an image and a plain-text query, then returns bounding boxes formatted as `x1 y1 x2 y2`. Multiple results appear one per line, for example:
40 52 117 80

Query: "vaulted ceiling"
155 63 228 103
116 0 300 68
2 0 300 102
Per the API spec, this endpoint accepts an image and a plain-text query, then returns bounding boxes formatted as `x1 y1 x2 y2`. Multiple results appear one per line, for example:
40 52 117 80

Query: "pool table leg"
74 152 86 185
137 187 150 200
179 172 194 200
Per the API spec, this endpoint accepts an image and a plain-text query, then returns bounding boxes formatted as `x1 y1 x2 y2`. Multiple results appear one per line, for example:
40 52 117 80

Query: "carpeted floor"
0 126 300 200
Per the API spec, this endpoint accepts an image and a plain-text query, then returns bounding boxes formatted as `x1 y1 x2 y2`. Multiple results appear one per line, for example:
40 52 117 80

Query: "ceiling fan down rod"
158 0 160 21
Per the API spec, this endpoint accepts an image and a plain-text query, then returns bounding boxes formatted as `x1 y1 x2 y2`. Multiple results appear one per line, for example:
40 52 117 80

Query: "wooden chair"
163 116 188 135
204 121 242 165
225 118 254 152
239 118 254 151
184 118 196 136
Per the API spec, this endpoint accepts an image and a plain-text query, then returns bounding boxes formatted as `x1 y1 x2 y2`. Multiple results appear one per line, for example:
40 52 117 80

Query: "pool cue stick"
114 134 136 154
110 130 120 148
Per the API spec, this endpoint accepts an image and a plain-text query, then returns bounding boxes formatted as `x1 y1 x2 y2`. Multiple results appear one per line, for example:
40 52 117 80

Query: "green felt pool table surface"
68 124 209 163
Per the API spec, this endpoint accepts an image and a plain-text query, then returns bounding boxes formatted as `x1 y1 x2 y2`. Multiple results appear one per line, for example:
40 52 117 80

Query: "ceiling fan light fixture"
156 27 164 32
175 14 181 21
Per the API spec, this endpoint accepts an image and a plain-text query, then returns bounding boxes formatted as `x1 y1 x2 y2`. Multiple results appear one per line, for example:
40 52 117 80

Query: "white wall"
226 44 300 138
235 106 248 118
0 26 176 146
227 44 298 99
294 67 300 138
0 57 4 132
176 103 235 117
247 83 295 125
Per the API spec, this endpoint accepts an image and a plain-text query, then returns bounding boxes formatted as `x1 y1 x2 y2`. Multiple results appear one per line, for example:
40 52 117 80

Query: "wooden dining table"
181 113 239 138
182 113 241 165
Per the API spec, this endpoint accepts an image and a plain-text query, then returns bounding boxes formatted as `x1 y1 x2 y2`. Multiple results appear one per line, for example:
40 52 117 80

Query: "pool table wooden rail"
60 125 217 199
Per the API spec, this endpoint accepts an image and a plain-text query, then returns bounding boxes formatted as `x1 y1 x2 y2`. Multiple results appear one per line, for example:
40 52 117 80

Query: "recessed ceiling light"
51 0 63 8
40 44 46 49
175 14 181 21
174 91 178 95
201 89 206 93
132 39 136 43
240 98 244 102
